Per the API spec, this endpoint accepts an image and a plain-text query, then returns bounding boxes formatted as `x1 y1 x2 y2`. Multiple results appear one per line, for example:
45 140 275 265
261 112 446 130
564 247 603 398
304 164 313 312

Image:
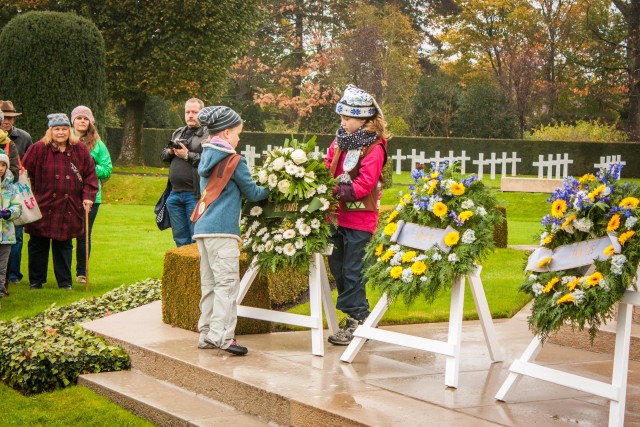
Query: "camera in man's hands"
169 138 186 149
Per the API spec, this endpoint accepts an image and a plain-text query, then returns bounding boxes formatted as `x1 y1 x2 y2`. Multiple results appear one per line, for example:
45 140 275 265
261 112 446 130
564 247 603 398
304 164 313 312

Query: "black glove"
0 209 11 220
335 183 357 202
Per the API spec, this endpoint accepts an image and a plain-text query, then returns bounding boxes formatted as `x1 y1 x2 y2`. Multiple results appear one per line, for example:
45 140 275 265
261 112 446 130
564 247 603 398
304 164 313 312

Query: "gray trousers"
0 244 11 293
196 237 240 350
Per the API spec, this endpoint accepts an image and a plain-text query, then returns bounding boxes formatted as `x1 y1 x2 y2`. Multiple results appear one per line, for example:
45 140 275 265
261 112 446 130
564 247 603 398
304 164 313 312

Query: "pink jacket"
324 138 387 234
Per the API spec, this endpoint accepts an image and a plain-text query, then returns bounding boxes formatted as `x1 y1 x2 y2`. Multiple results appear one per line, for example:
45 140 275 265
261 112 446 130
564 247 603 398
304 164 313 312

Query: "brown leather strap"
191 154 241 222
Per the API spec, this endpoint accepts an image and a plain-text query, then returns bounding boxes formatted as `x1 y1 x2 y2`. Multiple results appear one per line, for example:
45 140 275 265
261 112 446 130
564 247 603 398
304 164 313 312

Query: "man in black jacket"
160 98 208 247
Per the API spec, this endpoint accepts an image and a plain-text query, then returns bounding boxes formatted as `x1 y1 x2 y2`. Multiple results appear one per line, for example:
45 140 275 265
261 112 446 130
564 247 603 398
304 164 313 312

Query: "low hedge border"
0 279 161 394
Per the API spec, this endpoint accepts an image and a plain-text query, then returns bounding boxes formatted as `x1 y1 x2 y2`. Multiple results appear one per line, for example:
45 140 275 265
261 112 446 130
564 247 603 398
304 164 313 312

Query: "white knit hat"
335 84 383 119
0 148 9 168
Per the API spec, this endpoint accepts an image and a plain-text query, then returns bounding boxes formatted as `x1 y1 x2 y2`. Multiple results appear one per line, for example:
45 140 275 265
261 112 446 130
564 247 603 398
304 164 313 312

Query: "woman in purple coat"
22 113 98 290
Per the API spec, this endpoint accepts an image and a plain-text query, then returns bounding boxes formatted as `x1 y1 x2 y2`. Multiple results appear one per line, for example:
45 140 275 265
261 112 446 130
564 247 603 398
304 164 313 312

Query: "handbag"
154 180 172 230
13 158 43 226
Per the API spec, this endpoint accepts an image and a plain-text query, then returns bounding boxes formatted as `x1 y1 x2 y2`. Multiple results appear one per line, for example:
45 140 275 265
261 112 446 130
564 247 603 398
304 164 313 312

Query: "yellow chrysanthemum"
537 257 553 268
402 251 417 263
567 277 582 291
557 294 574 304
375 244 384 256
585 272 603 287
561 214 576 230
444 231 460 247
433 202 448 218
551 199 568 218
450 182 465 196
380 250 394 262
430 172 440 179
619 230 635 246
411 261 427 275
607 214 621 232
384 222 398 236
427 180 438 195
389 266 403 279
459 210 473 222
543 277 560 293
543 235 553 245
579 173 596 186
603 245 616 255
619 197 640 209
588 185 605 201
386 210 398 224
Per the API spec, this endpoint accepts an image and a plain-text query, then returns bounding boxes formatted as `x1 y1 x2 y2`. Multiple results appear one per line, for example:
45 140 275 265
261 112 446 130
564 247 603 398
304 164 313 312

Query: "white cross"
240 145 261 169
594 155 626 175
262 144 273 159
408 149 426 170
392 149 407 174
472 153 492 179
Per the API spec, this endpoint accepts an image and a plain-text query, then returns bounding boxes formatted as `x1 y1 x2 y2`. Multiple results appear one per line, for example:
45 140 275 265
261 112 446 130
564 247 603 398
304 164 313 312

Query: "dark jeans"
7 225 24 282
76 203 100 277
328 225 371 319
166 191 197 247
28 236 73 287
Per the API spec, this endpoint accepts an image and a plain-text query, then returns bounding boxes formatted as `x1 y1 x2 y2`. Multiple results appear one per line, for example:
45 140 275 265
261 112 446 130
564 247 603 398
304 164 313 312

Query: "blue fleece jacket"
192 142 268 240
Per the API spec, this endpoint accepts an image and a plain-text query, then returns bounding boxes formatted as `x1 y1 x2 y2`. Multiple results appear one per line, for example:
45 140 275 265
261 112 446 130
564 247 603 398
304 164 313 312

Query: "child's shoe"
222 339 248 356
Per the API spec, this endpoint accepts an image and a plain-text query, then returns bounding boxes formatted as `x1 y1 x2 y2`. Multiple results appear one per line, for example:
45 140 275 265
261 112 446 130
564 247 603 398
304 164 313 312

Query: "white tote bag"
13 168 42 226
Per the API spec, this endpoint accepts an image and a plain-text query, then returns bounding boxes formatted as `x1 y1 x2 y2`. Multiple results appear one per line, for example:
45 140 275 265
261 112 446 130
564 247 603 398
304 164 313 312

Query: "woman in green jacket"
71 106 112 283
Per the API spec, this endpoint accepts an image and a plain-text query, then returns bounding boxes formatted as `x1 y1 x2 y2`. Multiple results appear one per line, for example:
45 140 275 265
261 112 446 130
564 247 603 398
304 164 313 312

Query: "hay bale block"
162 243 271 335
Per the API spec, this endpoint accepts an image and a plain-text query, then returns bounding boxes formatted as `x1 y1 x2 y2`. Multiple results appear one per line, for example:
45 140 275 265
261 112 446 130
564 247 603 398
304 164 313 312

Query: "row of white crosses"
239 145 626 179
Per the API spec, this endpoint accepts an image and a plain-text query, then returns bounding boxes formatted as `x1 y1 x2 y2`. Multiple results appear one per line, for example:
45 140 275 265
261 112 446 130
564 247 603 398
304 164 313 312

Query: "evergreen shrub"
0 279 160 394
0 11 107 140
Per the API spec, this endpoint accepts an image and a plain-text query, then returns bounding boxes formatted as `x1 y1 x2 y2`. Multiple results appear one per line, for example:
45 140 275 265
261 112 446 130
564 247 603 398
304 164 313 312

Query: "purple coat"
22 140 98 240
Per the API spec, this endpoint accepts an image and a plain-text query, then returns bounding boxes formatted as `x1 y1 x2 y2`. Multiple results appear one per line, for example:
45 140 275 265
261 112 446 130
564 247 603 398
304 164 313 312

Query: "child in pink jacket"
324 85 389 345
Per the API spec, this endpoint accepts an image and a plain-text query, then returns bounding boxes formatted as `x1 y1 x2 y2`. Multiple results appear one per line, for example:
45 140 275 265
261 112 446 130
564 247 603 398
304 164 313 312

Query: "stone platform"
80 302 640 426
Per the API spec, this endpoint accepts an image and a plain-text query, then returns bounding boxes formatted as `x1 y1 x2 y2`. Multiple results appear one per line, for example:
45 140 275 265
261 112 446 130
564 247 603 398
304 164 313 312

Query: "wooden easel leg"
445 275 466 388
340 293 390 363
495 335 543 401
237 257 259 304
309 254 324 356
609 302 632 427
318 255 339 334
467 267 504 361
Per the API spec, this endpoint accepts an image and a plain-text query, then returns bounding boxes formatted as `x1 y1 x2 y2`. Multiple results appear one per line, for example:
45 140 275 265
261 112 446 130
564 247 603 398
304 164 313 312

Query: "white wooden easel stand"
496 288 639 427
236 253 339 356
340 265 504 388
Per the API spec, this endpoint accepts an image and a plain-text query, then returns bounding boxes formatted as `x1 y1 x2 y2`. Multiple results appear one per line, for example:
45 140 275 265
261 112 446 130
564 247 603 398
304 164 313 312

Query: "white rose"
277 179 291 194
291 149 308 165
272 157 285 171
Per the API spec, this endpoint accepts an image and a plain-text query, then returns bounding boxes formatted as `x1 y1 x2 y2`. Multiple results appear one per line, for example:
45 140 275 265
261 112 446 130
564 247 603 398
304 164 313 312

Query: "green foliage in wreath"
365 163 502 304
520 164 640 342
241 136 337 274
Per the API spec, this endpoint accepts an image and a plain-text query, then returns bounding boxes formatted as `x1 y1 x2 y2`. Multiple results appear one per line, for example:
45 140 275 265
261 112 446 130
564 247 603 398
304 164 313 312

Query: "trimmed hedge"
0 279 161 394
105 128 640 178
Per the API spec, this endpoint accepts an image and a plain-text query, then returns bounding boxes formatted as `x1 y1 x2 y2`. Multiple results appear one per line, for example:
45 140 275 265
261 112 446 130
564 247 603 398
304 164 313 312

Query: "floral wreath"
520 164 640 342
364 163 502 304
241 136 337 274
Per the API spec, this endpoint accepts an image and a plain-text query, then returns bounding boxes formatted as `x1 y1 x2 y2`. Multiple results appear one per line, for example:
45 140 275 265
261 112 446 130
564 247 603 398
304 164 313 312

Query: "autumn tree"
1 0 262 164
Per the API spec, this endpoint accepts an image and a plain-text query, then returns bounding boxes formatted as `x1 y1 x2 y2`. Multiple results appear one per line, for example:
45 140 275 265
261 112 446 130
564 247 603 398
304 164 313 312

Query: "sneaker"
76 276 87 284
30 283 43 290
8 279 20 285
328 317 361 346
222 339 248 356
198 333 216 349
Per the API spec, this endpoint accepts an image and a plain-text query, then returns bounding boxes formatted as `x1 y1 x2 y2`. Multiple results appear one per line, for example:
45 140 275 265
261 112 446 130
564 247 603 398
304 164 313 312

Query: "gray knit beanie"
47 113 71 127
197 106 242 134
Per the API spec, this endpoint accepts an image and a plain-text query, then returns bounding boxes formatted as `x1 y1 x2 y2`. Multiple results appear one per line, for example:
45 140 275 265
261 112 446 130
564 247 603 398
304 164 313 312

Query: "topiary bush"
493 206 508 248
0 279 161 394
0 11 107 140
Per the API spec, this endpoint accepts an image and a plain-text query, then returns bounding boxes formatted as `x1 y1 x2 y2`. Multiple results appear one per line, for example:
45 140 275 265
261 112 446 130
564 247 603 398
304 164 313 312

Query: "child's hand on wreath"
334 183 356 202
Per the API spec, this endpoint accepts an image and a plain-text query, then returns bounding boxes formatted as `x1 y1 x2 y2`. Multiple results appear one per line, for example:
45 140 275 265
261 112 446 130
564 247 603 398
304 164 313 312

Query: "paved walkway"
83 301 640 426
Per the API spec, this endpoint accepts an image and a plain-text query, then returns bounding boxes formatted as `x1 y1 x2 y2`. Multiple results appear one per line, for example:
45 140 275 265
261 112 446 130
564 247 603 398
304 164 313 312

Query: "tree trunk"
117 99 146 165
627 0 640 141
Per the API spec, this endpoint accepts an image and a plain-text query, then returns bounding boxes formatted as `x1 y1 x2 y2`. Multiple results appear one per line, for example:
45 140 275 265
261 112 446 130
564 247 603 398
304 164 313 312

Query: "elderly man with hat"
0 101 32 286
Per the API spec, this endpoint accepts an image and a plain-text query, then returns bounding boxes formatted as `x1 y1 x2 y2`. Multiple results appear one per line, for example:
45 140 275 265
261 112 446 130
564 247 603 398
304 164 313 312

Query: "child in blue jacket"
0 148 22 301
192 106 268 356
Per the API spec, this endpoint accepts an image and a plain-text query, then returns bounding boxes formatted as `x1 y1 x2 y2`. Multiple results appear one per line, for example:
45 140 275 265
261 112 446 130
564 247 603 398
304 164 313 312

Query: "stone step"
79 369 269 427
82 301 501 427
